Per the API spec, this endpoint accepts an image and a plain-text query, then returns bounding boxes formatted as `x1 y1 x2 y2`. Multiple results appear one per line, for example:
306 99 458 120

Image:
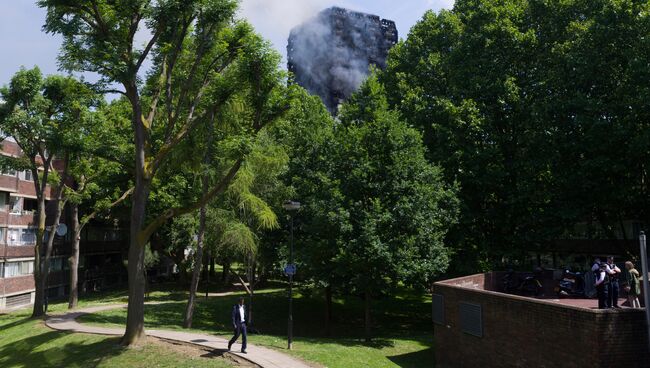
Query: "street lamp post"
283 200 300 350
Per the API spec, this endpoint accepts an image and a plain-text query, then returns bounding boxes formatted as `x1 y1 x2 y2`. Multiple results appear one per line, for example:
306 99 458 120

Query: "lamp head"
283 200 301 211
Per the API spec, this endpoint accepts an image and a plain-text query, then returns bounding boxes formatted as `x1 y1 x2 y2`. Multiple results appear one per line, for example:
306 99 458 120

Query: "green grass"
0 307 234 368
78 285 434 368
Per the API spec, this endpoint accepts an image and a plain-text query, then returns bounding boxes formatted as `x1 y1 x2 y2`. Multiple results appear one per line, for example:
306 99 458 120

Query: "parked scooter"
555 269 585 297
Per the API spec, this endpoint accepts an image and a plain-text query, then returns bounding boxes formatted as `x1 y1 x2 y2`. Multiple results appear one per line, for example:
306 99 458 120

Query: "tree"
335 77 458 341
0 68 98 317
380 0 650 269
273 77 458 341
40 0 294 344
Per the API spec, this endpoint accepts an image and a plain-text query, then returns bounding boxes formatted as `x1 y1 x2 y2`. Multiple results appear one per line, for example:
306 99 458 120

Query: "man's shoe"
227 342 232 351
241 350 247 354
613 305 621 309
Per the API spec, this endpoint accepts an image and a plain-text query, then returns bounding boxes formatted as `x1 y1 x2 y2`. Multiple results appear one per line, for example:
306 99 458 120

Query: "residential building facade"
0 138 128 311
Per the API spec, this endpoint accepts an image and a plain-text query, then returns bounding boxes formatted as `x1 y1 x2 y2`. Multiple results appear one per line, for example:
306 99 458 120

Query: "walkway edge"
45 303 314 368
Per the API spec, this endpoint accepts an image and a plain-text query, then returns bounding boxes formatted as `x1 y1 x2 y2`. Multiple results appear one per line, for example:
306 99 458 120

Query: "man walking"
228 297 247 353
606 256 622 308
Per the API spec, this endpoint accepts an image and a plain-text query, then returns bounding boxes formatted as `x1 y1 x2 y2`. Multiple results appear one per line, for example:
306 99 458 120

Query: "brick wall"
434 274 650 368
0 275 35 296
4 245 35 258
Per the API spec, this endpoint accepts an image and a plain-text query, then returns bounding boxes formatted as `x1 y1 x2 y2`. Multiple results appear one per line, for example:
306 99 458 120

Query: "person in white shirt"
594 263 610 309
228 297 248 353
606 256 622 308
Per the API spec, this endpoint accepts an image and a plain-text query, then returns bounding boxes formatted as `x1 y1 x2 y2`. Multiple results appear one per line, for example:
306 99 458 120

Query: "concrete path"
45 304 313 368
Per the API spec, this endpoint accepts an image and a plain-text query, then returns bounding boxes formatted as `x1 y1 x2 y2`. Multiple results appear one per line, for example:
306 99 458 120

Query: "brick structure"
0 137 128 311
287 7 398 114
433 273 649 368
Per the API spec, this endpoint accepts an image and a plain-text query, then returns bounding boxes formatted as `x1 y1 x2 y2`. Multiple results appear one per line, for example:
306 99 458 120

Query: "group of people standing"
593 256 641 309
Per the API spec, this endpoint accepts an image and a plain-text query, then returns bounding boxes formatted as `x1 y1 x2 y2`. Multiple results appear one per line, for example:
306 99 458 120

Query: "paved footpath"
45 303 313 368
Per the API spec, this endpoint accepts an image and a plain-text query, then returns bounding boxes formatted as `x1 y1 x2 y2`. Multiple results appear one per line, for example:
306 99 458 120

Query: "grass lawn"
79 285 434 368
0 311 234 368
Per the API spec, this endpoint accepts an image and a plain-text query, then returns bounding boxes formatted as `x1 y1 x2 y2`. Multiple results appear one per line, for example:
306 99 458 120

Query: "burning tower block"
287 7 398 114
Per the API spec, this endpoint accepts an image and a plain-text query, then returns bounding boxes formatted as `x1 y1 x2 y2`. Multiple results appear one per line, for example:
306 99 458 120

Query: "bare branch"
231 271 252 296
98 88 128 97
136 29 160 72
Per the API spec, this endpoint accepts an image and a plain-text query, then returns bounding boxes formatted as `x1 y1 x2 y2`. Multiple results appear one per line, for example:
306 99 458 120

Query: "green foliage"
380 0 650 270
269 79 458 295
333 77 459 292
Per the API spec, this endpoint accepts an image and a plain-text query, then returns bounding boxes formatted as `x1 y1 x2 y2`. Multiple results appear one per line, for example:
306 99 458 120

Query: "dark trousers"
229 322 247 351
597 284 609 309
608 279 619 307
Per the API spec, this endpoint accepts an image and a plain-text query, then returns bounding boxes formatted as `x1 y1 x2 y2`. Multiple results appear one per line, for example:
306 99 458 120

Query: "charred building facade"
287 7 398 114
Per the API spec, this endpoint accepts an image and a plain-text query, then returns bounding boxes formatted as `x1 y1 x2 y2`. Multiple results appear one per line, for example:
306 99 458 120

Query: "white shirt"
595 270 606 286
239 305 245 323
606 262 621 275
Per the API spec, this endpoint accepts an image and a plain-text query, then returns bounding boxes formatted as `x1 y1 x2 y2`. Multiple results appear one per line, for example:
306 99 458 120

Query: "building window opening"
23 198 37 212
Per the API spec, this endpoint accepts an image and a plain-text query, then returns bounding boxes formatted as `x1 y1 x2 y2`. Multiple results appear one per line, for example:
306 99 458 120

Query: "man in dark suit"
228 297 247 353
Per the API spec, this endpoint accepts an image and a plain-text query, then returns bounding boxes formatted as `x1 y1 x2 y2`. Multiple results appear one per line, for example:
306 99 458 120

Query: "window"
2 169 16 177
0 228 5 244
20 260 33 274
50 257 63 272
9 197 21 214
0 263 4 278
21 228 36 245
7 228 36 246
0 192 7 210
20 170 32 181
23 198 37 212
7 229 20 245
3 261 33 277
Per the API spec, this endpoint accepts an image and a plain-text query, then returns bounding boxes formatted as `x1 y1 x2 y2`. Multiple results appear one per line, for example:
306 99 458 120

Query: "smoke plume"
287 7 397 113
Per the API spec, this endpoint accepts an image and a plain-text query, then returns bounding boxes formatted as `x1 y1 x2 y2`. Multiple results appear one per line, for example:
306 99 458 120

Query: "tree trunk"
182 203 207 329
364 290 372 342
325 285 333 336
31 195 48 317
222 261 230 283
122 95 150 345
247 256 255 327
182 110 214 329
40 189 66 314
33 157 66 317
122 181 150 345
68 203 81 309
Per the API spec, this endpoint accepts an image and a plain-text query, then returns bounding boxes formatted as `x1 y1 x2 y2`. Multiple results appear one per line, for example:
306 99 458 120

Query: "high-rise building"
287 7 398 114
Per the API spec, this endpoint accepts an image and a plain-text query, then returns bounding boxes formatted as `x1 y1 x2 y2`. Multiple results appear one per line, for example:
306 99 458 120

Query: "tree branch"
80 186 134 226
136 29 160 73
231 271 252 296
138 159 243 245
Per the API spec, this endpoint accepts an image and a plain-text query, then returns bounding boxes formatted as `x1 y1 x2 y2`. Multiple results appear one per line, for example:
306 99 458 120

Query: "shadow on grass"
303 337 396 349
387 347 435 368
0 330 126 368
0 316 34 331
81 292 430 345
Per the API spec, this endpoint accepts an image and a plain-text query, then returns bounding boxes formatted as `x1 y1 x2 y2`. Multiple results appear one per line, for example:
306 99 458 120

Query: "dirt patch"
149 337 260 367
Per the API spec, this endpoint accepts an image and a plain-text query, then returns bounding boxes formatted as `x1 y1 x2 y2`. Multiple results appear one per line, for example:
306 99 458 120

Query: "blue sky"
0 0 454 87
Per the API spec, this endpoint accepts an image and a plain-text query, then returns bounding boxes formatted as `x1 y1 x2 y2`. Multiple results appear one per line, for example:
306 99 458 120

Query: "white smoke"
239 0 358 60
287 7 397 113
